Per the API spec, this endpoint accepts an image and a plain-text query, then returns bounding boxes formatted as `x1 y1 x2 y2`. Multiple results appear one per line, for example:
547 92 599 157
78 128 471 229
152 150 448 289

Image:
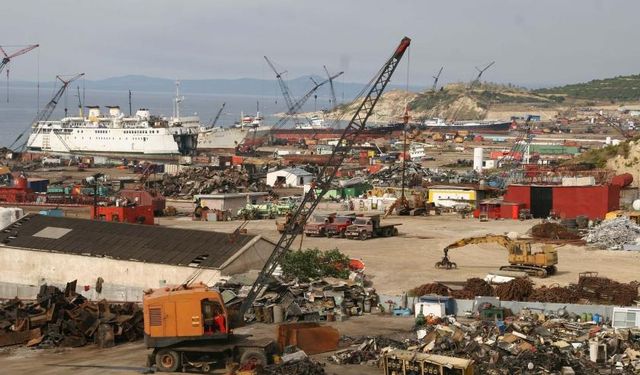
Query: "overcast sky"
2 0 639 88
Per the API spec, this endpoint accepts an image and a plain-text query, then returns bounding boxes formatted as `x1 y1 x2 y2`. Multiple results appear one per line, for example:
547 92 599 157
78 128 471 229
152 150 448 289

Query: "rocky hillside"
310 82 563 123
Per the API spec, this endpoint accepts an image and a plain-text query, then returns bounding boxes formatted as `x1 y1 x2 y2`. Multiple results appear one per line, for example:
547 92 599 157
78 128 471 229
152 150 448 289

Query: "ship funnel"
107 106 122 117
136 108 150 120
87 106 101 122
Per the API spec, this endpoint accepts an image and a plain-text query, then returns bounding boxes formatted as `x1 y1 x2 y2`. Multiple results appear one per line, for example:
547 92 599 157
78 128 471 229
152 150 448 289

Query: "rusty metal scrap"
160 166 267 198
0 281 143 348
577 273 639 306
410 283 450 297
495 278 534 301
530 222 581 240
528 285 580 304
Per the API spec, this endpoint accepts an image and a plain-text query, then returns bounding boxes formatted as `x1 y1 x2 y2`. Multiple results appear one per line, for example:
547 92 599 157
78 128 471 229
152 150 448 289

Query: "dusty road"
160 213 640 294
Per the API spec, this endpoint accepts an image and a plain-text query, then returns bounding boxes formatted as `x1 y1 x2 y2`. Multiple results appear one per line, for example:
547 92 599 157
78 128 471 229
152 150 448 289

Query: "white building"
266 167 314 187
0 214 275 301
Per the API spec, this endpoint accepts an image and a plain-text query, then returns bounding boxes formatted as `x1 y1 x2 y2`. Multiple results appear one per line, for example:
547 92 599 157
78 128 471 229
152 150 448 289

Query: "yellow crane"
435 234 558 277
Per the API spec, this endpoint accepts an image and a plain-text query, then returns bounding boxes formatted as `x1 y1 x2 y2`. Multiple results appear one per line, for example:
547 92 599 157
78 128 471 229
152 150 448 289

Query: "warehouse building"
503 184 620 219
0 214 275 301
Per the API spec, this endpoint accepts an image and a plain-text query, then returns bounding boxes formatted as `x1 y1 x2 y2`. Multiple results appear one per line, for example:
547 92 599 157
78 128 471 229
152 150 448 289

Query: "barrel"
611 173 633 187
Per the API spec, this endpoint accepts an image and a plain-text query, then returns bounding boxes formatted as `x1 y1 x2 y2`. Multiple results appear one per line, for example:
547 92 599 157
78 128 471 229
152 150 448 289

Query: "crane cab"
143 283 229 348
508 241 558 269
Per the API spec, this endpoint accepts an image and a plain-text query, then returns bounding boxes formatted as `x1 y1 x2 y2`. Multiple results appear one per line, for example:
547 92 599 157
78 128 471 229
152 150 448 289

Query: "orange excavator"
435 234 558 277
143 37 412 373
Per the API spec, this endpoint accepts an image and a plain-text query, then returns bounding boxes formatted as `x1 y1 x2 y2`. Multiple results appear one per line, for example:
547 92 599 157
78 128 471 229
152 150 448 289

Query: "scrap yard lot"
4 4 640 374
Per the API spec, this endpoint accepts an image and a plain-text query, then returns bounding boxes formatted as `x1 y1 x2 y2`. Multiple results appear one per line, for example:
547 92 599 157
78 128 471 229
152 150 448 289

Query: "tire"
359 231 368 241
240 349 267 369
155 349 180 372
435 262 443 269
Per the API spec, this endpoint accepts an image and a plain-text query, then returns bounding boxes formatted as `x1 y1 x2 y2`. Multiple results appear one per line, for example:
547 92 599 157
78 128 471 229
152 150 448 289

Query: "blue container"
39 209 64 217
419 295 454 315
593 313 601 324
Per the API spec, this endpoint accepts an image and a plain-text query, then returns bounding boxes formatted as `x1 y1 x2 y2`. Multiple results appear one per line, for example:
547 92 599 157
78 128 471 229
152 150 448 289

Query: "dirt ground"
160 212 640 294
0 315 413 375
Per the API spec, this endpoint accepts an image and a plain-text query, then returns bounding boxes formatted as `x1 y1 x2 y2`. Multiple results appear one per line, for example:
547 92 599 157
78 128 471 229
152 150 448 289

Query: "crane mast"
0 44 39 102
13 73 84 150
238 37 411 318
324 65 338 109
208 102 226 129
264 56 296 114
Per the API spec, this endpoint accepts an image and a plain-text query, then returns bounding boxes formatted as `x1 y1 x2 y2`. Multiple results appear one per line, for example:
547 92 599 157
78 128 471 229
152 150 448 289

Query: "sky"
2 0 640 88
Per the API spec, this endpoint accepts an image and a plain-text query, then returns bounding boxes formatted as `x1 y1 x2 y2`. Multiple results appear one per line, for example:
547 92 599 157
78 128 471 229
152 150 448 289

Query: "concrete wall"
0 246 222 301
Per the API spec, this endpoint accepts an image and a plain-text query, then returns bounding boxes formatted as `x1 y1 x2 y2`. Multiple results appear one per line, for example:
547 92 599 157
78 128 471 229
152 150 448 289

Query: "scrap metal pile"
584 217 640 250
160 167 267 198
251 277 378 323
330 313 640 374
531 222 582 241
0 282 143 348
411 275 639 306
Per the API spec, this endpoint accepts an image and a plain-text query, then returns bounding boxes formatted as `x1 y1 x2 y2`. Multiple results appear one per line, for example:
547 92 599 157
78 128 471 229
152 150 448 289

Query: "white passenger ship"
26 106 199 157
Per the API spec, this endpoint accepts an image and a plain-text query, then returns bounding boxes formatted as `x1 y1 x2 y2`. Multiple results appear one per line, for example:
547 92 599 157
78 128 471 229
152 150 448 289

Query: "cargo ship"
422 118 512 133
197 112 271 151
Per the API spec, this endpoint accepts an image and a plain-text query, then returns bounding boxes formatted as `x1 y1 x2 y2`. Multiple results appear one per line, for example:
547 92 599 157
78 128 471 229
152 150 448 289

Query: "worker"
212 303 227 334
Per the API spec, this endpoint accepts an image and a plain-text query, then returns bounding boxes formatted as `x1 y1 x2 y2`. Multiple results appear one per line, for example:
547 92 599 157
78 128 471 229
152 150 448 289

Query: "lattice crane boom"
238 37 411 318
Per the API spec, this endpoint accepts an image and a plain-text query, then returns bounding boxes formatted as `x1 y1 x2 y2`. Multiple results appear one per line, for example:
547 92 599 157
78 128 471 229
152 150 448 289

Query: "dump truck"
345 214 400 240
303 212 336 237
435 234 558 277
143 283 276 373
325 213 360 238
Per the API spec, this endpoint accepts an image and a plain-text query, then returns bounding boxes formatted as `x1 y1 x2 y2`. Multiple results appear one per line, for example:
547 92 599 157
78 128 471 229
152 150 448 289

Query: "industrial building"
193 192 269 214
503 184 620 219
0 214 275 301
266 167 314 187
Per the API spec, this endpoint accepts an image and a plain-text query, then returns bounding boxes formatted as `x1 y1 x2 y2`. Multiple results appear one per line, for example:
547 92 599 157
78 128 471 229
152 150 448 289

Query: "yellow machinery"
435 234 558 277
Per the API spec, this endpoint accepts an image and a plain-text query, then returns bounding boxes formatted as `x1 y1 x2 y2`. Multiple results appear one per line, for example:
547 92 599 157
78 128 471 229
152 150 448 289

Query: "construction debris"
160 167 267 198
0 281 143 348
584 217 640 250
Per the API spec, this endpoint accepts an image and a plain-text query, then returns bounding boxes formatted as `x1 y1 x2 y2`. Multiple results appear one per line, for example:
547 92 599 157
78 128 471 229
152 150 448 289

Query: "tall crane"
431 66 443 92
207 102 226 129
264 56 296 114
324 65 339 109
12 73 84 150
238 36 411 318
470 61 495 89
0 44 39 102
236 70 344 155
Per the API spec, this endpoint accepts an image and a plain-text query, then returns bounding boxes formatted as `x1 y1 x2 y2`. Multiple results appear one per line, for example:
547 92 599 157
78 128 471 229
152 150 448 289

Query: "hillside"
315 82 564 123
535 74 640 101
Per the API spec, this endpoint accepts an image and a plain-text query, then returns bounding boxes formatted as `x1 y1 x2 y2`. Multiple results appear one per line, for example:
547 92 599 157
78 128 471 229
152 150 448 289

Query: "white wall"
0 246 222 300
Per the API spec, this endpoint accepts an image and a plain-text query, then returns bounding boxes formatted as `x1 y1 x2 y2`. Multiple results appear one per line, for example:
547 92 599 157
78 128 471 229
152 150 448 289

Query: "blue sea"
0 86 331 148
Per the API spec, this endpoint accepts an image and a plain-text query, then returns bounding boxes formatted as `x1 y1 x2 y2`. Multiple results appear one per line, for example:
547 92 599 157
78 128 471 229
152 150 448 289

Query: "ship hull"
422 121 511 133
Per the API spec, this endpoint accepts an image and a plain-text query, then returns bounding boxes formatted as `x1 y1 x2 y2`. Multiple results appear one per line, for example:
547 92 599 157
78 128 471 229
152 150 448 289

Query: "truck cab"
325 213 359 238
303 212 336 237
345 214 399 240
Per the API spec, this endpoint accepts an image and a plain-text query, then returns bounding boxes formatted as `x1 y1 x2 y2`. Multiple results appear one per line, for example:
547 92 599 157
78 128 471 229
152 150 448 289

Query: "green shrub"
280 248 350 281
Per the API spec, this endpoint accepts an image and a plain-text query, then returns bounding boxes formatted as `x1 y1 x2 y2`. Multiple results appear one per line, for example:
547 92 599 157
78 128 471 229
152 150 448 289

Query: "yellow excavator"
435 234 558 277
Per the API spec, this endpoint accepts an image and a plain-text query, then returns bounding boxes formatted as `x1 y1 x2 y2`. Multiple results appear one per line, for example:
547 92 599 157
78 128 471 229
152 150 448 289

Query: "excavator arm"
436 234 513 269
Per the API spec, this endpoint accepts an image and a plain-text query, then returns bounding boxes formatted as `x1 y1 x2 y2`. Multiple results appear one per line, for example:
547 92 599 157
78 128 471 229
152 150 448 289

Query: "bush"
280 248 350 281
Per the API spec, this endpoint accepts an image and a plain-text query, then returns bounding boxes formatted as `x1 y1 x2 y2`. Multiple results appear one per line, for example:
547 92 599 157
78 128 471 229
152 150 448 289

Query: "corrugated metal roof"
0 214 261 269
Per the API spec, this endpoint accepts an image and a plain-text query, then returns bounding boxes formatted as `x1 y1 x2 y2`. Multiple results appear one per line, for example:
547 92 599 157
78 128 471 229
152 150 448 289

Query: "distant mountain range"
11 75 424 100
